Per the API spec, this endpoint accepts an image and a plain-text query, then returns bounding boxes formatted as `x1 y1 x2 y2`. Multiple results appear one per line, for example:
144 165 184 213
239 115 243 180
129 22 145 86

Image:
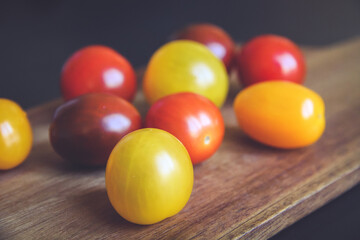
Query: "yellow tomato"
233 81 325 148
0 99 32 170
143 40 229 107
106 128 194 225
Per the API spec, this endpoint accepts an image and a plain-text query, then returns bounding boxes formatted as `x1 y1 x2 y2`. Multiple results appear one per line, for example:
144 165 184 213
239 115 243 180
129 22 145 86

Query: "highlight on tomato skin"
49 93 141 167
0 98 33 170
233 81 325 149
235 34 306 87
61 45 137 102
106 128 194 225
145 92 225 165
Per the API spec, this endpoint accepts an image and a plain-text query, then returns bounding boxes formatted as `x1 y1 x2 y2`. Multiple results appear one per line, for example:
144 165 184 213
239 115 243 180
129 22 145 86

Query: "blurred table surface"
0 38 359 239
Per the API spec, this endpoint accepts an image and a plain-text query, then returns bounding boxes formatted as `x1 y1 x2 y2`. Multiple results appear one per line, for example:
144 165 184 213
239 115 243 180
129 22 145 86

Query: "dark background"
1 0 359 239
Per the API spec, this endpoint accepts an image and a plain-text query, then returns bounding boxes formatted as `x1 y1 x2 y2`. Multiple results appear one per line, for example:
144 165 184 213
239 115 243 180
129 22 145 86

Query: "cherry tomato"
106 128 193 225
49 93 141 167
0 99 32 170
233 81 325 148
145 92 224 164
143 40 228 107
235 35 306 87
61 45 137 101
174 23 235 70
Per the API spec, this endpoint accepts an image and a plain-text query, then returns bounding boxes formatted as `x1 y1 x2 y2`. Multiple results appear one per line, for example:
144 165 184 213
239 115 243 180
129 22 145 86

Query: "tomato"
0 99 32 170
143 40 228 107
61 45 137 101
49 93 141 167
233 81 325 148
145 92 224 164
106 128 193 225
235 35 306 87
174 23 235 70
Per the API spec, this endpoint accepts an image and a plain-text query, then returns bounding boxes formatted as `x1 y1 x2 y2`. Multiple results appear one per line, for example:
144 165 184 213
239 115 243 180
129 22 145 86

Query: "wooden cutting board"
1 38 359 240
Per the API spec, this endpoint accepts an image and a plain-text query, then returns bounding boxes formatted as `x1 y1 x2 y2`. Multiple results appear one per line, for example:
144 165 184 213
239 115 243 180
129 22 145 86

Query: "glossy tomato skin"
49 93 141 167
61 45 137 101
174 23 235 70
233 81 325 148
143 40 228 107
0 99 32 170
235 35 306 87
145 92 224 164
106 128 193 225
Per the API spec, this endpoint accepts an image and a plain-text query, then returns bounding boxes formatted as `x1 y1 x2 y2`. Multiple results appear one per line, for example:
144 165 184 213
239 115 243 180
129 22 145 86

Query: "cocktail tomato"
49 93 141 166
0 99 32 170
143 40 228 107
106 128 193 225
145 92 224 164
61 45 137 101
174 23 235 70
235 35 306 87
233 81 325 148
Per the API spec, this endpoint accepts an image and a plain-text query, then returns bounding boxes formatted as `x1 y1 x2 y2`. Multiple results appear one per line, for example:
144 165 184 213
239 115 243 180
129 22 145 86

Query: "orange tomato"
233 81 325 148
0 99 32 170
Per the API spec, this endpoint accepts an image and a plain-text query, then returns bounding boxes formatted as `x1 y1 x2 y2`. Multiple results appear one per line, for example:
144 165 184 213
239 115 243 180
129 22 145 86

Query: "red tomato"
235 35 306 87
61 45 137 101
174 23 235 70
49 93 141 167
145 92 224 164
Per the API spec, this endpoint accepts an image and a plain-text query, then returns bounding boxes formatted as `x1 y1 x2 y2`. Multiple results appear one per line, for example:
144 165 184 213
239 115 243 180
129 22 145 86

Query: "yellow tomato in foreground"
0 99 32 170
143 40 229 107
106 128 194 225
233 81 325 148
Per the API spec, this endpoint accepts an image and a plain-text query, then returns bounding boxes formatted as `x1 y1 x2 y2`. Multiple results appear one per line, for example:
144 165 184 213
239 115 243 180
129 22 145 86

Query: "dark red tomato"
61 45 137 101
49 93 141 167
174 23 235 70
145 92 224 165
235 34 306 87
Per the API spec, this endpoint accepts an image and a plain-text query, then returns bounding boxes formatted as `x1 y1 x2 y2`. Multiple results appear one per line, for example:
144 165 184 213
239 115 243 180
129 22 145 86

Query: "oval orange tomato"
233 81 325 148
0 99 32 170
143 40 228 107
145 92 224 164
106 128 193 225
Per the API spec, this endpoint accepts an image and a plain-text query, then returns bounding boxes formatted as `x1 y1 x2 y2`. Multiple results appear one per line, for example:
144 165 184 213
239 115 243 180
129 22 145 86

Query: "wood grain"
1 38 360 240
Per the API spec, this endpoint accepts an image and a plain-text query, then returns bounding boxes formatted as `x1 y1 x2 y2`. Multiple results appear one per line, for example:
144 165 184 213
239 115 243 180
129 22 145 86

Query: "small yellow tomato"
143 40 229 107
233 81 325 148
106 128 194 225
0 99 32 170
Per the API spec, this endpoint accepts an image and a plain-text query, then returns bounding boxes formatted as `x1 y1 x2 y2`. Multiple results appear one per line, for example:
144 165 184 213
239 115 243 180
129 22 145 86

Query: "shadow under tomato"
223 126 313 162
72 188 145 231
224 126 279 152
14 140 63 172
18 140 108 175
57 158 107 173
